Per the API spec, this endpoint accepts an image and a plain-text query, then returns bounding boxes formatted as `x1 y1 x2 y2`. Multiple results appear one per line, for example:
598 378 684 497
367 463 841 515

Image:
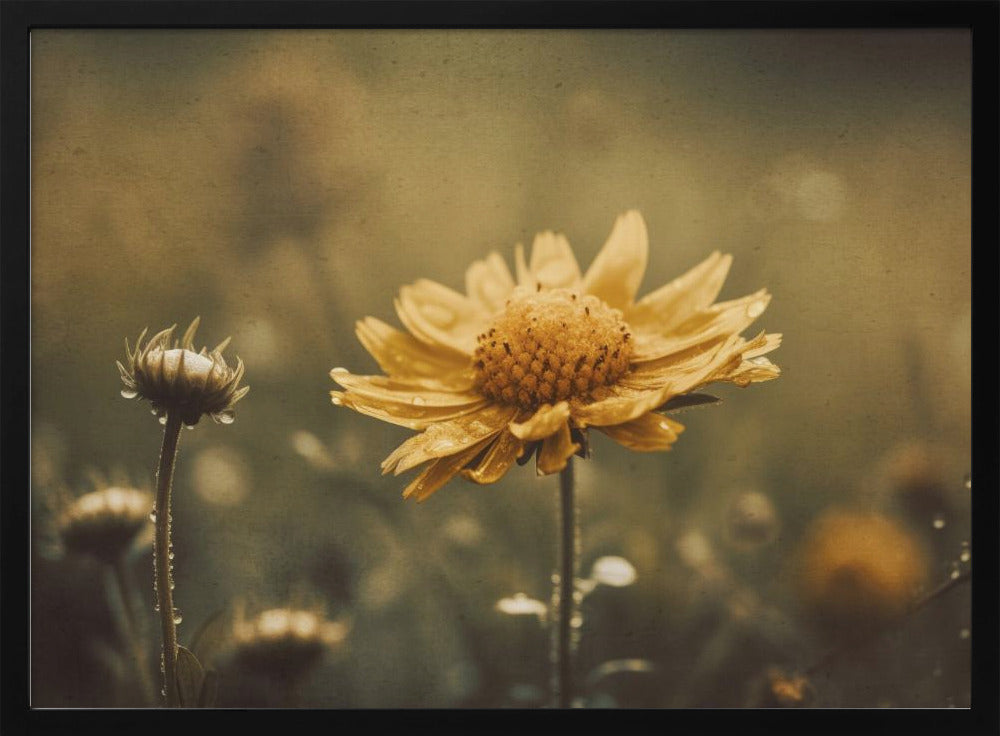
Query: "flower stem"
110 558 156 706
555 458 576 708
154 411 183 707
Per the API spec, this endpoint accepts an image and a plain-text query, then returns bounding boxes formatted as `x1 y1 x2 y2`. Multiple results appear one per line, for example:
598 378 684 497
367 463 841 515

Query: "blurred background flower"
31 29 970 707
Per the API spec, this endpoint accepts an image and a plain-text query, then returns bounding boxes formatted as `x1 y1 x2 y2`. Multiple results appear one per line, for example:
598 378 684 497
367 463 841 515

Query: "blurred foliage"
31 30 971 708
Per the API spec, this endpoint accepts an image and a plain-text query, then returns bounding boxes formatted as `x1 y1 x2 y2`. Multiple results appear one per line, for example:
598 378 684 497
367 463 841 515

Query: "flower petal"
331 390 489 431
395 279 490 356
526 231 582 290
465 252 516 314
626 251 732 334
536 421 580 475
630 289 771 362
508 401 571 441
330 370 480 406
402 438 494 502
461 430 524 484
381 403 518 475
570 384 676 428
582 210 648 310
355 317 473 386
598 412 685 452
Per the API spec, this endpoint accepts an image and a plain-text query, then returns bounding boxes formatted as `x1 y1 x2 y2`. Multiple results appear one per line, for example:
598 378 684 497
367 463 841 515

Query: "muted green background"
32 30 971 708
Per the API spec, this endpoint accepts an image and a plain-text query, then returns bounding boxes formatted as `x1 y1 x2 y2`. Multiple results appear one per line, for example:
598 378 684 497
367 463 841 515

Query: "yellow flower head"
331 211 780 501
796 509 929 635
231 606 349 679
118 317 249 427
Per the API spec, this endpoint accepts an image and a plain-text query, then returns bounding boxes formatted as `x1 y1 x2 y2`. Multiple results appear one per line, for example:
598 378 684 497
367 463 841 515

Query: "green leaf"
658 393 722 413
175 645 205 708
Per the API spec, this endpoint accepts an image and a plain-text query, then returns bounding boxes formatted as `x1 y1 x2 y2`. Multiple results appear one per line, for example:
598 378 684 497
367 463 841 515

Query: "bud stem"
554 458 576 708
154 411 183 707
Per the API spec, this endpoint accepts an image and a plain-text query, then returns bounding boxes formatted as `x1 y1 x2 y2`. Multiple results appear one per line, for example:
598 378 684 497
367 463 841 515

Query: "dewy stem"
154 411 183 707
556 458 576 708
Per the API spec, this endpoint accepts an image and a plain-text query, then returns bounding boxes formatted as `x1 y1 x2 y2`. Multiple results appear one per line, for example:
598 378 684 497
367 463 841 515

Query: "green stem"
555 458 576 708
110 559 157 706
154 411 183 707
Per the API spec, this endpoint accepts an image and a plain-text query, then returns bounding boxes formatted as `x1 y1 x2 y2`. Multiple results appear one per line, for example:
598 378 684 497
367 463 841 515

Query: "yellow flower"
331 211 780 501
796 509 929 635
118 317 249 427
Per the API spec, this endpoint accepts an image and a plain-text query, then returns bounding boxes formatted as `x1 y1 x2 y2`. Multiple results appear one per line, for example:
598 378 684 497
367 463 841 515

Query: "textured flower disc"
331 210 781 501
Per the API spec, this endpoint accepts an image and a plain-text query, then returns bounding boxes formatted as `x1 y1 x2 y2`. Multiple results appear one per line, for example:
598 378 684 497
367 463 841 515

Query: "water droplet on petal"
149 510 157 523
168 552 175 560
158 415 168 425
747 300 766 318
412 396 426 406
331 395 343 406
960 550 971 563
932 515 946 530
121 388 139 399
331 367 349 376
173 610 183 625
216 410 235 425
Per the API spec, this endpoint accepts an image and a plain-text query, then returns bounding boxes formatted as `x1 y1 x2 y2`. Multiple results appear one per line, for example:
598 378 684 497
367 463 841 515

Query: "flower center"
473 288 632 410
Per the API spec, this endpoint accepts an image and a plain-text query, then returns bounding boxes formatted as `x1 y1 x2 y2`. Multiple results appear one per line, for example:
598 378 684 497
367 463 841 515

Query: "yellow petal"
381 403 517 475
536 421 580 475
461 430 524 484
630 289 771 362
355 317 472 386
626 251 732 334
331 390 489 431
402 438 494 502
598 412 685 452
581 210 648 310
527 231 582 290
395 279 490 356
465 252 516 314
330 370 480 406
571 384 675 428
508 401 571 441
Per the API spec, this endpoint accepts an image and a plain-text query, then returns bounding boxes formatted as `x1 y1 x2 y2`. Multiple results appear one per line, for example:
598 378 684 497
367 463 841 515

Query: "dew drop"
173 610 183 625
932 515 946 530
216 410 235 425
158 415 168 425
168 552 175 560
169 581 175 590
411 396 426 406
153 604 160 612
960 550 971 563
331 395 343 406
331 367 349 376
747 300 766 318
963 473 971 490
120 388 139 399
149 510 157 523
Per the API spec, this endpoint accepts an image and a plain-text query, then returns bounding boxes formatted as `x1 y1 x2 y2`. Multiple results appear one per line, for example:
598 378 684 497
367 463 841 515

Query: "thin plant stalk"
153 411 183 707
554 458 576 708
108 559 156 706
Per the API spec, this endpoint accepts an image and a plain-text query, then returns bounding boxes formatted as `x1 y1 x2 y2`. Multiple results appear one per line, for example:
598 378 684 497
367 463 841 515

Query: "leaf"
198 669 219 708
189 607 231 666
657 393 722 414
175 645 205 708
